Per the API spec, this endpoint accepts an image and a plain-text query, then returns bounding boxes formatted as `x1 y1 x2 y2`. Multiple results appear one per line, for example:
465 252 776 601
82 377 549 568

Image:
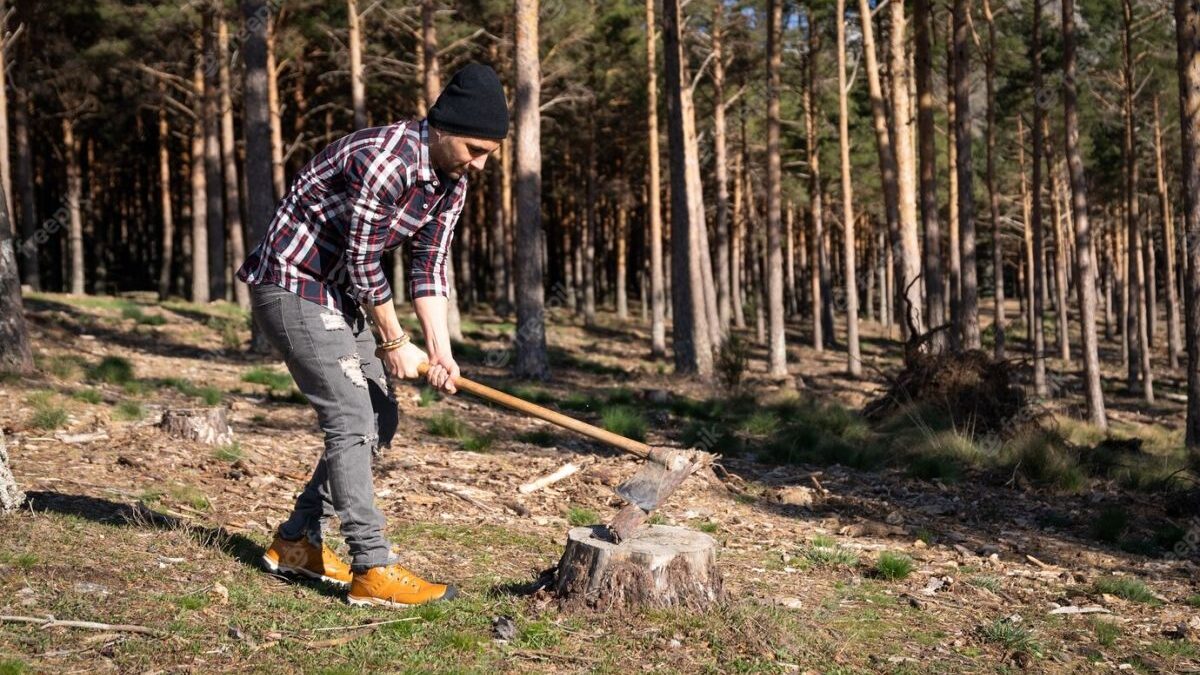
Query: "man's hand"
425 351 459 395
380 341 428 380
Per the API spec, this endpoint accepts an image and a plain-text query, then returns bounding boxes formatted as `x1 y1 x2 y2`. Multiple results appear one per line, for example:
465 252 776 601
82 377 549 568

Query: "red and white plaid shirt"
237 119 466 315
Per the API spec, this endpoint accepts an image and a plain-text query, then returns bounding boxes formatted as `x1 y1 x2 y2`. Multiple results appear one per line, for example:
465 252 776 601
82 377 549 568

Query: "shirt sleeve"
342 145 404 306
409 182 465 300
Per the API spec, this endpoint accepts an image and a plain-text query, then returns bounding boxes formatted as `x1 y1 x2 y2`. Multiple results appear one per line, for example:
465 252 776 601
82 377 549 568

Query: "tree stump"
554 525 724 611
159 407 234 446
0 430 25 513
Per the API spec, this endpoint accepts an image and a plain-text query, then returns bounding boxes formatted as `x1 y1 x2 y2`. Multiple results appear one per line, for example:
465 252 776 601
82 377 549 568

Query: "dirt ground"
1 292 1198 673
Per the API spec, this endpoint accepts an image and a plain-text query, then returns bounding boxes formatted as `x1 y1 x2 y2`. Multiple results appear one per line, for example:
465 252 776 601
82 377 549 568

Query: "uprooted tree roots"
863 343 1045 439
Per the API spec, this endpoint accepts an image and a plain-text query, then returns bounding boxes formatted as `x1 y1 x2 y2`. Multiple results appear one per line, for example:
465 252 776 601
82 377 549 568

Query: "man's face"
428 127 501 181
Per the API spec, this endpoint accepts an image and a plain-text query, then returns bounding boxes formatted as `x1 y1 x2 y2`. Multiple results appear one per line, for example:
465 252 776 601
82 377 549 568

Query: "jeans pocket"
251 293 293 357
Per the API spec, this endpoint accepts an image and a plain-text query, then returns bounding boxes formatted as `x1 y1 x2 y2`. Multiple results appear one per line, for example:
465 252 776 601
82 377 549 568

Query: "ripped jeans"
249 282 399 571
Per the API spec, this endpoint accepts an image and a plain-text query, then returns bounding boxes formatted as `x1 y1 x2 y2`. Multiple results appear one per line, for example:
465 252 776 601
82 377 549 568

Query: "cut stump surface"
159 407 234 446
554 524 724 612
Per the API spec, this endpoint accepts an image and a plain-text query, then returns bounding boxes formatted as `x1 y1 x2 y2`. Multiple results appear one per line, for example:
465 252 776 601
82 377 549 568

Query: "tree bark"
1045 120 1070 363
156 91 175 301
914 0 944 348
765 0 787 377
1062 0 1107 427
1177 0 1200 453
1030 0 1047 396
804 29 827 351
12 85 37 291
662 0 713 377
266 14 285 200
836 0 862 376
953 0 980 349
982 0 1004 359
514 0 549 379
204 13 226 302
1121 0 1153 403
0 430 25 513
191 29 209 304
348 0 366 130
0 1 11 218
1154 94 1183 370
946 7 961 347
218 16 249 310
712 5 732 335
0 175 31 373
645 0 667 358
64 118 85 296
889 0 923 338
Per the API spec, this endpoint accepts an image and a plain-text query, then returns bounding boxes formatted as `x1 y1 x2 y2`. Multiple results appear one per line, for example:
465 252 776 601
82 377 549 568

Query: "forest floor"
1 291 1198 674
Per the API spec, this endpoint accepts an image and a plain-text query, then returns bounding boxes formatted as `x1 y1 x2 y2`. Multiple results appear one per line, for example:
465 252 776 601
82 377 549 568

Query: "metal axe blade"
614 448 694 511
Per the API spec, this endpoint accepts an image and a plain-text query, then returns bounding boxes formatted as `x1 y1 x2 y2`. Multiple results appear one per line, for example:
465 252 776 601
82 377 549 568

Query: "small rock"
885 511 905 526
773 597 804 610
491 615 516 641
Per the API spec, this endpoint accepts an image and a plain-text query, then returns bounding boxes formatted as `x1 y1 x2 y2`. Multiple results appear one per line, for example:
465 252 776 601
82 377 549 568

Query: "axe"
417 363 714 542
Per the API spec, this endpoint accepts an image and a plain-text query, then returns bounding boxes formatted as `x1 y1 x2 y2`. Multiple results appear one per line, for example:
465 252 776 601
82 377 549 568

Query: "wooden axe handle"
417 362 653 460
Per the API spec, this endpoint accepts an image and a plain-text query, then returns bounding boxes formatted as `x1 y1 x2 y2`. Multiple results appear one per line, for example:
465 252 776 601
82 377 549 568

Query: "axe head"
614 447 712 512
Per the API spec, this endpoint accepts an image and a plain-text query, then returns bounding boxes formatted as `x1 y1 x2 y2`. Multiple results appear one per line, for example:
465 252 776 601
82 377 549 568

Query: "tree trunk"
0 1 11 218
243 0 275 352
890 0 924 337
1045 120 1070 363
204 13 226 303
348 0 366 130
0 430 25 513
1122 0 1153 402
583 123 597 326
1030 0 1047 396
982 0 1004 359
1018 117 1036 353
644 0 667 358
64 118 85 296
662 0 713 377
160 407 234 446
0 178 31 373
764 0 787 377
1062 0 1107 427
514 0 549 379
218 16 249 310
712 5 732 335
191 30 209 304
946 8 961 347
266 14 286 200
915 0 945 347
857 0 903 335
732 148 746 330
13 86 37 291
836 0 862 376
804 30 826 351
953 0 979 349
1177 0 1200 453
554 525 723 612
1154 94 1183 370
156 94 175 300
616 181 629 320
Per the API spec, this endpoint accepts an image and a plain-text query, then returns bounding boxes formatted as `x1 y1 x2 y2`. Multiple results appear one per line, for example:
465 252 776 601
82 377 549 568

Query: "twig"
1 615 165 637
306 617 421 633
429 481 496 513
519 462 581 494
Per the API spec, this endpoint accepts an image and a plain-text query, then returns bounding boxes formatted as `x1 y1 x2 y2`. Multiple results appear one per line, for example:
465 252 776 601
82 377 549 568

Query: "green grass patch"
121 304 167 325
560 392 598 412
696 520 720 534
87 356 135 384
566 506 599 526
214 442 243 463
505 384 556 405
1090 617 1121 647
459 433 495 453
426 412 467 438
599 405 646 441
242 367 293 392
979 617 1040 654
1093 576 1160 605
1186 594 1200 608
27 391 68 430
168 484 210 511
803 540 859 568
967 575 1002 593
0 659 29 675
2 551 39 570
873 551 915 580
998 428 1087 492
740 411 781 436
38 353 88 380
71 388 103 404
417 387 440 407
159 378 223 405
906 431 982 483
113 400 145 421
513 618 562 649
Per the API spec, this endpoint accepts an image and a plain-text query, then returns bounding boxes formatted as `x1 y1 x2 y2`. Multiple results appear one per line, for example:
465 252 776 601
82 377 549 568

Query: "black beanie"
427 64 509 140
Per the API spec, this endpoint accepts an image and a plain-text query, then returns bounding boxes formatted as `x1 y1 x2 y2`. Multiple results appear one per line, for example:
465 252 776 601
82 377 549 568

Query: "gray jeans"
249 283 398 570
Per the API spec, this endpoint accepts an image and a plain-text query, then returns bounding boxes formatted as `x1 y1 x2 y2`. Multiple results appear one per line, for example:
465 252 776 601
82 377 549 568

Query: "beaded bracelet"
376 334 411 352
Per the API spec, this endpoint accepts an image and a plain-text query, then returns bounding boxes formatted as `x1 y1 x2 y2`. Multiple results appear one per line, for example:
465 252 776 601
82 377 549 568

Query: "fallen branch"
429 480 496 512
1 615 165 637
55 430 110 444
519 463 580 494
307 617 421 633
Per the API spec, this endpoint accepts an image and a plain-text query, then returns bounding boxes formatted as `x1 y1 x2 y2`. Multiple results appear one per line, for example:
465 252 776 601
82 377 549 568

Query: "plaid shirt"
237 119 466 315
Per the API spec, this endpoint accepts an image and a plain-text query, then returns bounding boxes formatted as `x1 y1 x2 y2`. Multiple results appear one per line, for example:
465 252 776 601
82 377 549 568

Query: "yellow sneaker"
261 532 353 587
347 564 458 608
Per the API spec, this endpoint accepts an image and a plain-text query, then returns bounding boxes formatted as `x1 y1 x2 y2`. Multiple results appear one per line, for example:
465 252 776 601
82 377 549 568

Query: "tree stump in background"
159 407 234 446
0 430 25 513
554 525 724 612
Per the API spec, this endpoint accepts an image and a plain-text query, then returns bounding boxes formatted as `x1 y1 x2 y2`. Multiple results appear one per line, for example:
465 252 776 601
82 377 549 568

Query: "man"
237 64 506 608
